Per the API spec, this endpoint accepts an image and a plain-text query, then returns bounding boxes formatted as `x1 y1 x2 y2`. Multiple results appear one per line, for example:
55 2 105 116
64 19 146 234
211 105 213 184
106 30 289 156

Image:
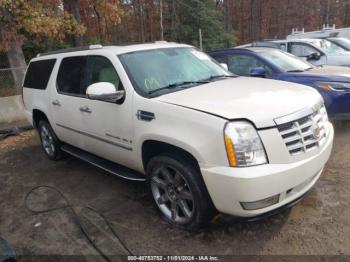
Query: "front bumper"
201 124 334 217
320 90 350 119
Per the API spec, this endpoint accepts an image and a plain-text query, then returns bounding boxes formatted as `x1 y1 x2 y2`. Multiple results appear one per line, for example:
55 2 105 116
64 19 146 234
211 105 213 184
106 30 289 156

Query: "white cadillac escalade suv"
22 42 334 230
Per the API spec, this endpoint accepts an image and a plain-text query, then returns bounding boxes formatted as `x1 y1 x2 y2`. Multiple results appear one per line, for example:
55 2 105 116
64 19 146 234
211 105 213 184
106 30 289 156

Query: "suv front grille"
276 104 328 156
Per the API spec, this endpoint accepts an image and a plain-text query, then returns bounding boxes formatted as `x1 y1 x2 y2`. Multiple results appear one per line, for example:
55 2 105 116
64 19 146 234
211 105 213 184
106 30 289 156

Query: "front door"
288 43 327 66
78 55 134 167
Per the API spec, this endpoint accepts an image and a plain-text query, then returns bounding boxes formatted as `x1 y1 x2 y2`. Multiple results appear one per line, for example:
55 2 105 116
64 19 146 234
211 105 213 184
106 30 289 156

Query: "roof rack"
37 44 103 57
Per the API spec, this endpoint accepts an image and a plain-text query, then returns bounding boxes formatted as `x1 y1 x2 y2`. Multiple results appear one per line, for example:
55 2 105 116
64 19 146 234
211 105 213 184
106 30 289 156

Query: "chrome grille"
276 104 328 156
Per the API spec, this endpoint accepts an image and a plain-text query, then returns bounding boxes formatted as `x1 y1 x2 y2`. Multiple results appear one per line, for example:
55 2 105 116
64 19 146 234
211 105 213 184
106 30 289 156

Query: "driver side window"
290 44 317 57
225 54 271 76
85 56 124 93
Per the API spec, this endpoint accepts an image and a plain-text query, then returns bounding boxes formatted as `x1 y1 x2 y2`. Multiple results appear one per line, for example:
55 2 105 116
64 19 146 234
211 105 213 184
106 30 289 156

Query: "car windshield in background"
329 38 350 50
119 47 232 96
259 50 313 72
310 39 345 54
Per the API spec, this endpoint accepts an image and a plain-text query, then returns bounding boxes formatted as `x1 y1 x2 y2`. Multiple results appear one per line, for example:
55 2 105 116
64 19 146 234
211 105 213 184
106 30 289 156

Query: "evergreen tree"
164 0 234 51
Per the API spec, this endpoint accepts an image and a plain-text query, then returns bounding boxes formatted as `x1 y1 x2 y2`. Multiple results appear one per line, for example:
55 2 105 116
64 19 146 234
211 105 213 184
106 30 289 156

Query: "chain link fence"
0 67 26 97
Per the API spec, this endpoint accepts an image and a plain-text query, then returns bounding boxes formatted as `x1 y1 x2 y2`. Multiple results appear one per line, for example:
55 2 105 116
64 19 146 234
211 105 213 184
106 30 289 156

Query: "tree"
78 0 122 44
0 0 85 91
63 0 83 46
164 0 234 50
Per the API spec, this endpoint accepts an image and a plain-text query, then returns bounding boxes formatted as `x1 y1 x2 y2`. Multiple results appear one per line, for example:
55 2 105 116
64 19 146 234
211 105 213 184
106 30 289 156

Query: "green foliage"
21 37 73 61
165 0 234 51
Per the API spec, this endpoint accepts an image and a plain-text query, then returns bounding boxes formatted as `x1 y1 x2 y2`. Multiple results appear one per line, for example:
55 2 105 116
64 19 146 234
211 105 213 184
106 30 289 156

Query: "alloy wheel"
40 125 55 157
151 165 195 224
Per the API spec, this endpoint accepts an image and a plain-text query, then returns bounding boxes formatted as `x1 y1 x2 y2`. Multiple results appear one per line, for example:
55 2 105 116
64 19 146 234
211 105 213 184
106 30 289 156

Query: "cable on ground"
24 185 134 262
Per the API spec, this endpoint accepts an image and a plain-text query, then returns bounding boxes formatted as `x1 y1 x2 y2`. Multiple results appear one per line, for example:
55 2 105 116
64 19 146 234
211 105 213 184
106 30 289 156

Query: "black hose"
0 126 33 140
0 236 16 262
24 185 134 261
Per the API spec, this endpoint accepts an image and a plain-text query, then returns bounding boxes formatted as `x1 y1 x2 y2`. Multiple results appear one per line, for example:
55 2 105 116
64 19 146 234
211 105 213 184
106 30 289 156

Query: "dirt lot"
0 121 350 260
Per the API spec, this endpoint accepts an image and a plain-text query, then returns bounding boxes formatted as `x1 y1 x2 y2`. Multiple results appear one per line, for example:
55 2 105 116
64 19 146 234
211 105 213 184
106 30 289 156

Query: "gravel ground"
0 121 350 261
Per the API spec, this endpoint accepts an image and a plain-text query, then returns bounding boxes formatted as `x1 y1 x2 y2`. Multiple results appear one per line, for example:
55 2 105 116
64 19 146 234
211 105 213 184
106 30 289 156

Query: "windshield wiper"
148 80 209 95
202 74 236 81
286 70 305 73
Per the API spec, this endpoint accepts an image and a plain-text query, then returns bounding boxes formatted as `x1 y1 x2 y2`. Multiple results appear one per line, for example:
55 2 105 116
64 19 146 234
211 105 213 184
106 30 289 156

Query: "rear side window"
225 54 271 75
57 56 87 95
23 59 56 89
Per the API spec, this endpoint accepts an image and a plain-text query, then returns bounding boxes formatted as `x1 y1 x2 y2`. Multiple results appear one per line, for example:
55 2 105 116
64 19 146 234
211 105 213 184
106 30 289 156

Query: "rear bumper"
201 124 333 217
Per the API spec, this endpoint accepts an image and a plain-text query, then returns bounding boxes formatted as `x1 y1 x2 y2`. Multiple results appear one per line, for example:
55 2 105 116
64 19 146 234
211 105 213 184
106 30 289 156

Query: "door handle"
79 106 92 113
52 100 61 106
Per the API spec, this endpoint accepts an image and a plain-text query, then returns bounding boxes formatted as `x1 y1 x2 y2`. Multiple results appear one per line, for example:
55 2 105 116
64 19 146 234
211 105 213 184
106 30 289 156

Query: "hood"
280 65 350 83
155 77 322 128
307 65 350 78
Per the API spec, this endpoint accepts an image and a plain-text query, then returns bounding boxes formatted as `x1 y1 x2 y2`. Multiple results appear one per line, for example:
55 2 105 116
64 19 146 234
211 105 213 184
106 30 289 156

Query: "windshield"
119 47 232 96
329 38 350 51
309 39 345 54
259 50 313 72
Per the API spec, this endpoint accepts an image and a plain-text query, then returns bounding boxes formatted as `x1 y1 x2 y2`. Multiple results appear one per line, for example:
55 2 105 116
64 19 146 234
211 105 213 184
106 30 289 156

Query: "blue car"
208 47 350 119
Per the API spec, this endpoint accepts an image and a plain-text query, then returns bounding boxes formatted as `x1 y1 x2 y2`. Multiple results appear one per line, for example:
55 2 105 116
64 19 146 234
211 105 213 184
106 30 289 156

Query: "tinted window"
213 56 228 64
226 54 271 75
24 59 56 89
85 56 123 93
57 56 87 95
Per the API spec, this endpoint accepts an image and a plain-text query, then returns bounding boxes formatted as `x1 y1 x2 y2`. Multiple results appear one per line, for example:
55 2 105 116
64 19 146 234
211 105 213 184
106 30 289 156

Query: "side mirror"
307 52 321 61
250 67 267 78
220 63 228 70
86 82 125 103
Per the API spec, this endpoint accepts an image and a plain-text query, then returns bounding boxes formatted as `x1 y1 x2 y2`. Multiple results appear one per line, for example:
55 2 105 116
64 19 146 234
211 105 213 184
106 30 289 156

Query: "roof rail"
37 44 103 57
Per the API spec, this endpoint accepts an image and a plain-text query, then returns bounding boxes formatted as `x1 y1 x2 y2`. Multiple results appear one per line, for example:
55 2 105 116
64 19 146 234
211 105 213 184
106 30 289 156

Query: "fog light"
240 194 280 210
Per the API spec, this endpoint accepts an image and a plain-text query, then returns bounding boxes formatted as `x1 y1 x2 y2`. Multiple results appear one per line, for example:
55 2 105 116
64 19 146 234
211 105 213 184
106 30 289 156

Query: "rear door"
50 56 88 149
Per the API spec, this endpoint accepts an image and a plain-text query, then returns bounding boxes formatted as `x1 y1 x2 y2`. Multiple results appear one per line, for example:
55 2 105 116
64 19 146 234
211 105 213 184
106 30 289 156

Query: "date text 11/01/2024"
127 255 220 261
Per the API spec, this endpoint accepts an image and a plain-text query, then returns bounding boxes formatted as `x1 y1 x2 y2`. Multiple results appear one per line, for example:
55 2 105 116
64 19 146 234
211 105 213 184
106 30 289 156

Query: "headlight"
224 121 267 167
315 81 350 91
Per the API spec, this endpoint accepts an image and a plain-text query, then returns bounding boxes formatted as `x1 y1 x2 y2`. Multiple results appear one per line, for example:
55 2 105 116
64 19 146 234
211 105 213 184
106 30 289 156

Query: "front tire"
38 120 64 160
146 154 216 230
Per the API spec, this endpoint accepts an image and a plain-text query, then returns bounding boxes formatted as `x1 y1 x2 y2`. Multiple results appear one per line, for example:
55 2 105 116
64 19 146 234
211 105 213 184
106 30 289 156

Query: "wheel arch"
141 140 201 173
32 109 49 129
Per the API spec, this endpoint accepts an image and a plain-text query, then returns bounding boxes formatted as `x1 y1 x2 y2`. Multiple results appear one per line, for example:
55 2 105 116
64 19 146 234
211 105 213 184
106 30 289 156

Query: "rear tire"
38 120 64 160
146 154 216 230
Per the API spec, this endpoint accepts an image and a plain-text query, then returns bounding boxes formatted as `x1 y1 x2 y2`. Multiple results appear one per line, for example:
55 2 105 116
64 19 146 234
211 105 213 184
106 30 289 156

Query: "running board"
61 144 146 181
